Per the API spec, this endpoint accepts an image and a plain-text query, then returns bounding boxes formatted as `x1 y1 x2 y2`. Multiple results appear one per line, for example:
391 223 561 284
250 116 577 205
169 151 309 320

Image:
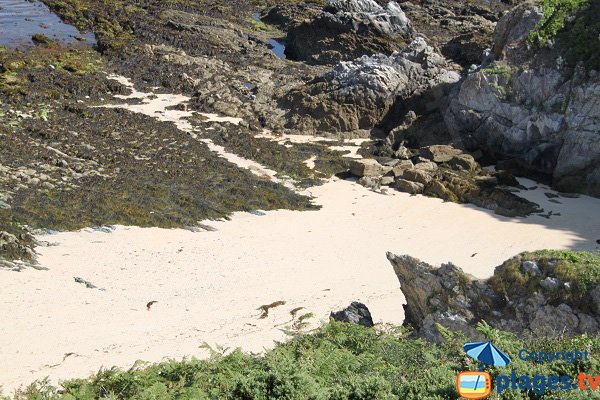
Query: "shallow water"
0 0 96 48
252 11 287 59
268 38 287 59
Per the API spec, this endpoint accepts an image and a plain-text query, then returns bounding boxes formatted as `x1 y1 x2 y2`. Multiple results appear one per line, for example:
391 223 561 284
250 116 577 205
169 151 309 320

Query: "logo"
456 371 491 399
457 341 511 399
456 341 597 398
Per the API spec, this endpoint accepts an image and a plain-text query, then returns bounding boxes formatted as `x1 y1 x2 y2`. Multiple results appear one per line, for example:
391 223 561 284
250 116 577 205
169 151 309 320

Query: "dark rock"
330 301 374 327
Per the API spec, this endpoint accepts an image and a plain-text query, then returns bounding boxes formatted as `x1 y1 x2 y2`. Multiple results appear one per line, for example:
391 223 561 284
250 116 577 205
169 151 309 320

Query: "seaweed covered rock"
282 37 460 135
388 250 600 343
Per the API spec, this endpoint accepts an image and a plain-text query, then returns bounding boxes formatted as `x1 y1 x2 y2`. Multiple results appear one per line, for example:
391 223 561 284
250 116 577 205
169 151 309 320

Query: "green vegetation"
491 250 600 311
7 321 600 399
529 0 600 68
529 0 590 46
482 62 512 81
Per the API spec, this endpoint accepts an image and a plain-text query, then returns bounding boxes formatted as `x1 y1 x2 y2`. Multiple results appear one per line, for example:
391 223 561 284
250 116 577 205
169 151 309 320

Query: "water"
252 11 287 59
0 0 96 48
268 39 287 59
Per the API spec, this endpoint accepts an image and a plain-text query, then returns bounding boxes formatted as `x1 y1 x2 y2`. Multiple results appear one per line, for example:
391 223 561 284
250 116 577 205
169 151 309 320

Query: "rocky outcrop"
445 3 600 197
388 251 600 342
330 301 374 327
280 0 412 65
347 144 540 217
282 38 460 135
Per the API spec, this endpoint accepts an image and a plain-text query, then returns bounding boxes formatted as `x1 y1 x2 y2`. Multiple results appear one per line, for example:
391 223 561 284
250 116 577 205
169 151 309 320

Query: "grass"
490 250 600 311
482 62 512 80
529 0 600 67
7 320 600 399
529 0 590 46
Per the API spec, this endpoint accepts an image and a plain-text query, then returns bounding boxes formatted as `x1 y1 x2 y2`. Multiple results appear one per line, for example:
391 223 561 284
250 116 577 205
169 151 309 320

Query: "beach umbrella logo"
456 342 510 399
463 341 511 367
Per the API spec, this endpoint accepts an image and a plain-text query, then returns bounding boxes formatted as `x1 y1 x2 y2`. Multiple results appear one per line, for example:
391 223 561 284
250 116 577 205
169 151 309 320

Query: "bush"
12 320 600 400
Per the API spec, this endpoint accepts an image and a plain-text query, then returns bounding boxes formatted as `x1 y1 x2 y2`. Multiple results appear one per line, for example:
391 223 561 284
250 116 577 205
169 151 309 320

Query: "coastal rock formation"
445 2 600 196
330 302 374 327
388 251 600 342
348 144 540 217
282 37 460 134
280 0 413 65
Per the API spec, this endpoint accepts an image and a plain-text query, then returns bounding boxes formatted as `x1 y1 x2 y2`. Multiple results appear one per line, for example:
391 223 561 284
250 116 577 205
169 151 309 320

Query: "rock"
357 176 380 190
391 160 414 177
330 301 374 327
420 145 463 163
591 285 600 314
445 2 600 198
530 304 579 336
448 154 478 171
402 168 433 185
284 0 413 65
380 176 395 186
350 159 386 177
540 277 561 291
395 178 424 194
413 161 438 172
520 260 541 276
425 180 457 201
283 37 460 134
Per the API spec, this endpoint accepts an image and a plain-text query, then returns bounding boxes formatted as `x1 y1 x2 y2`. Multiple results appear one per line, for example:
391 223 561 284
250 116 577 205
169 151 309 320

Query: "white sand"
1 76 599 393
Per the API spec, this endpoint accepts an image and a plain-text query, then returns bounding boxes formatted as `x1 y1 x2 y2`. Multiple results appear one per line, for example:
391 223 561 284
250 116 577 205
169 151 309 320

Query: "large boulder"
283 37 460 135
283 0 413 65
445 3 600 197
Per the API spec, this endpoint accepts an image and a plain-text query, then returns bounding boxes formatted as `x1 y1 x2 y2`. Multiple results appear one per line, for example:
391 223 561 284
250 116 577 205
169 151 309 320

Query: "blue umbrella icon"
464 342 511 367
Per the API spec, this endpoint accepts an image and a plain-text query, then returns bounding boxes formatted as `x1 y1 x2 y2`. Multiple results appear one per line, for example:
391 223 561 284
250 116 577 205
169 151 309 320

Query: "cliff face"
445 3 600 196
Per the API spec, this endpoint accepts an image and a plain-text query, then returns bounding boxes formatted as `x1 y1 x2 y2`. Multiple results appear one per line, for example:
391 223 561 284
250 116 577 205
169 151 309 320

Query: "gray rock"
540 277 561 291
414 161 438 172
520 260 541 276
425 180 456 201
285 37 460 134
330 301 374 327
401 168 433 185
357 176 380 190
420 145 463 163
530 304 579 336
326 0 412 38
395 178 424 194
445 3 600 197
448 154 478 171
590 285 600 314
387 252 600 341
380 176 395 186
349 159 386 177
391 160 414 177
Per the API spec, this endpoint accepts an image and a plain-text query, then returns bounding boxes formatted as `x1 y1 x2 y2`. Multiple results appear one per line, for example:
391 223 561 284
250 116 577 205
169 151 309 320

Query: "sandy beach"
1 174 599 393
